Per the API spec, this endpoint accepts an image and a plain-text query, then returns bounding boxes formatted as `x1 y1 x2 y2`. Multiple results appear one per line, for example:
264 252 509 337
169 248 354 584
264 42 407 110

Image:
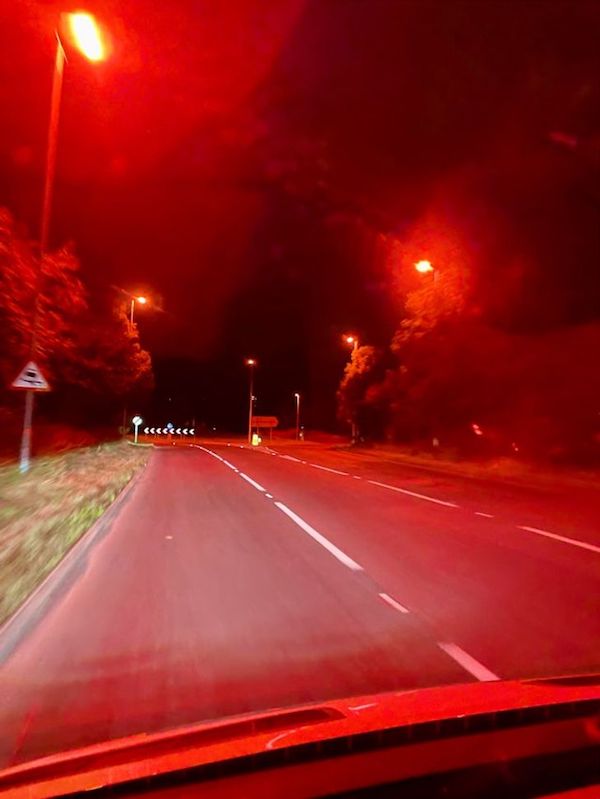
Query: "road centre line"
309 463 350 476
239 473 266 492
281 454 302 462
368 480 459 508
518 525 600 555
274 502 363 572
378 592 410 614
474 511 494 518
438 642 499 682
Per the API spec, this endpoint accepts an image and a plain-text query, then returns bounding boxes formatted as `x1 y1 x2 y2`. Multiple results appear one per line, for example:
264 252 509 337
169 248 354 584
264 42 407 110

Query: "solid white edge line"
438 642 499 682
274 501 363 572
239 473 266 492
378 592 410 614
310 463 349 476
368 480 459 508
518 525 600 555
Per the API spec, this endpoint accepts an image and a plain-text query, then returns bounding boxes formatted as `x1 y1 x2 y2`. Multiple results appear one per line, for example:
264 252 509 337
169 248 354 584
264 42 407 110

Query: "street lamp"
342 335 360 443
40 12 106 255
18 10 107 474
245 358 256 443
66 12 105 61
415 259 438 285
294 393 301 440
344 334 359 352
130 295 148 327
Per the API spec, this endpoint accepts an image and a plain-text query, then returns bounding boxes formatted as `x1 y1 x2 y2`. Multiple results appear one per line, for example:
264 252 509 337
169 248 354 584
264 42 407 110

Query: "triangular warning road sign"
11 361 51 391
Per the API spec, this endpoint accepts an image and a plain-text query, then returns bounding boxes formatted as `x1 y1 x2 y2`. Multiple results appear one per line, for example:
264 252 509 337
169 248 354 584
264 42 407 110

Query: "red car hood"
0 675 599 797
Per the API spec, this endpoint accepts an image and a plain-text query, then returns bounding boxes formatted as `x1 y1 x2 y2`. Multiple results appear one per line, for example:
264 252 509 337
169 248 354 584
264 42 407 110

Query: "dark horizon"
1 0 599 432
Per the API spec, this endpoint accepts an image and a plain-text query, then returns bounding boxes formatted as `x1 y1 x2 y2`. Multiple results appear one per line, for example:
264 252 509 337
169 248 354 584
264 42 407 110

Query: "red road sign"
252 416 278 428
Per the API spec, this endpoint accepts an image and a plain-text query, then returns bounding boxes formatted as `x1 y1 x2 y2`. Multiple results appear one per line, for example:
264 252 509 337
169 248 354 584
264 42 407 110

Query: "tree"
0 207 153 417
0 209 87 388
336 345 380 436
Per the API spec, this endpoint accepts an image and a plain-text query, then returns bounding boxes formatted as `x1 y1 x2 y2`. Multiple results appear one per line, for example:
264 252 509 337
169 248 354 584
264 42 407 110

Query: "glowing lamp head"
66 12 105 61
245 358 256 367
294 392 300 399
345 335 356 346
415 259 434 274
136 296 147 305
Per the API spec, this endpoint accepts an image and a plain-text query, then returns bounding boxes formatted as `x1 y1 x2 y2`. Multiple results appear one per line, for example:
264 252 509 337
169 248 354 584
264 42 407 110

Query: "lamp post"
245 358 256 443
294 393 301 440
129 295 147 327
18 11 106 474
132 415 143 444
343 334 359 443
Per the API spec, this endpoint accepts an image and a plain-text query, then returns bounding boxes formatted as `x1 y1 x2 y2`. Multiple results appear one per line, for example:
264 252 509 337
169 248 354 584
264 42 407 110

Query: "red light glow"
415 259 434 274
67 12 105 62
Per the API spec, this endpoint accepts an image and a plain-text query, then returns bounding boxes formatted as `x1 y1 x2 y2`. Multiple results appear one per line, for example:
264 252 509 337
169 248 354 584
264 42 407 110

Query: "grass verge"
0 441 150 627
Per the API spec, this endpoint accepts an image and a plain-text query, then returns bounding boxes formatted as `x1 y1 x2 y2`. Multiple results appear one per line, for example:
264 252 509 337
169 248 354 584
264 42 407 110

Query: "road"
0 441 598 767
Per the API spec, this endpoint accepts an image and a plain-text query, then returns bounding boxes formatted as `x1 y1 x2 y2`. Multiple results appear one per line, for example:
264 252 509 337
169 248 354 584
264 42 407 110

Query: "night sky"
1 0 598 429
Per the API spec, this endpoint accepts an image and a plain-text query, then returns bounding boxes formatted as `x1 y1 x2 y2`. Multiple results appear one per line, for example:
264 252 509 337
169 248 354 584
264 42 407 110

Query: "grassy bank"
0 442 150 626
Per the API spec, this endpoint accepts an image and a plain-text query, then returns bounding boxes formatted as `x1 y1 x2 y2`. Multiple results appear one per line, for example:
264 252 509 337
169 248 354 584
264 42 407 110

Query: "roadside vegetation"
0 442 149 626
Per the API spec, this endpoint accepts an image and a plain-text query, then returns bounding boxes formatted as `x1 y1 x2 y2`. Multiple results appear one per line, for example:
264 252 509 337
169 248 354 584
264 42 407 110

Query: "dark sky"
1 0 598 427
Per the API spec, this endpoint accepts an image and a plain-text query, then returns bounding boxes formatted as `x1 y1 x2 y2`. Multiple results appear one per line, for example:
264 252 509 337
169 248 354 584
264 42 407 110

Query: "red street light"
415 259 434 274
344 334 358 351
130 295 149 326
245 358 257 442
66 12 105 61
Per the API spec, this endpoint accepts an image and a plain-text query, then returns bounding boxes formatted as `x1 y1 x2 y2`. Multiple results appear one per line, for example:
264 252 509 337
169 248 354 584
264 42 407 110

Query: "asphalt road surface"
0 441 598 767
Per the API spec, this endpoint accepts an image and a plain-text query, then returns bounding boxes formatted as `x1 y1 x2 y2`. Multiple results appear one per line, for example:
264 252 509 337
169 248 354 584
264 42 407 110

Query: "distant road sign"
253 416 278 428
11 361 50 391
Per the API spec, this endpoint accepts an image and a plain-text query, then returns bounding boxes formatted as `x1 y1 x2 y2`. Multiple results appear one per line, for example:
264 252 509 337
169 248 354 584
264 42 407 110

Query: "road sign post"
11 361 51 474
132 415 143 444
19 390 34 474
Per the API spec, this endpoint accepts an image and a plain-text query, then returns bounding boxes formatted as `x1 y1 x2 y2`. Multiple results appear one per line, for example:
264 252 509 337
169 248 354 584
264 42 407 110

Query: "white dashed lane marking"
474 511 494 518
518 525 600 555
239 473 266 492
438 642 499 682
378 592 410 614
368 480 459 508
309 463 349 477
274 501 363 572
